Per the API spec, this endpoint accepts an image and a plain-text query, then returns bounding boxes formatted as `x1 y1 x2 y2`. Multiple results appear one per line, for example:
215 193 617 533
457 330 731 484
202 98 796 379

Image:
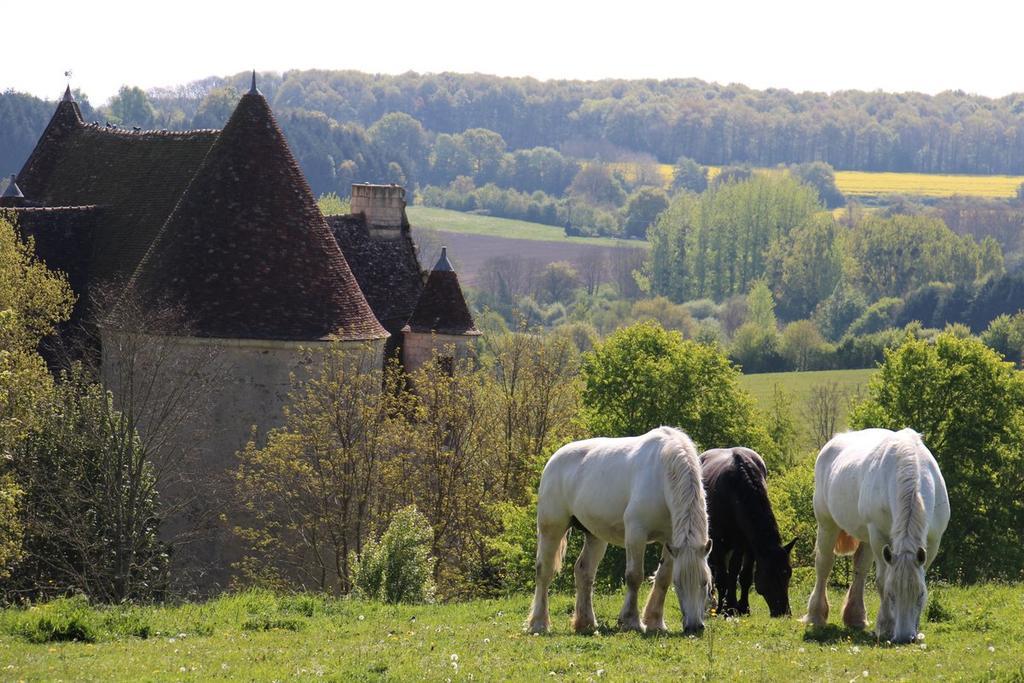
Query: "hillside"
408 207 645 286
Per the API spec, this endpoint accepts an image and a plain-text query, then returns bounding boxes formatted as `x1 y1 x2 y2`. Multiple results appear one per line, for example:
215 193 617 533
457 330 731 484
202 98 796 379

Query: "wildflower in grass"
988 645 995 653
483 638 490 644
863 671 869 678
920 644 928 650
357 615 365 621
596 669 606 677
450 654 459 663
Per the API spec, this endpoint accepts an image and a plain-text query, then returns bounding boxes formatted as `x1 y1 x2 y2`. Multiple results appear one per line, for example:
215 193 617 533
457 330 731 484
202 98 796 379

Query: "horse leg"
842 542 871 629
572 532 607 634
617 530 647 632
709 542 729 615
724 548 743 615
642 546 673 632
737 550 754 615
527 518 569 634
869 526 894 640
802 520 840 626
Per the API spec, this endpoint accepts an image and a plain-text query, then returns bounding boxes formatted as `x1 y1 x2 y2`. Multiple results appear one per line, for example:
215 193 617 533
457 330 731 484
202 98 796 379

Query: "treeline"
9 69 1024 192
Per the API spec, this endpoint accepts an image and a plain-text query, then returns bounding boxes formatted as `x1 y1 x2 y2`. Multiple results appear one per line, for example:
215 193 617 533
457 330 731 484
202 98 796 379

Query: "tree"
622 187 669 239
568 165 627 207
190 86 239 129
846 214 983 299
768 214 844 321
534 261 581 305
367 112 428 182
0 217 74 579
746 280 777 330
850 333 1024 581
107 86 156 128
780 319 831 371
460 128 506 183
482 331 582 501
580 321 774 457
233 346 406 593
789 162 845 208
729 322 783 374
8 368 168 602
670 156 708 194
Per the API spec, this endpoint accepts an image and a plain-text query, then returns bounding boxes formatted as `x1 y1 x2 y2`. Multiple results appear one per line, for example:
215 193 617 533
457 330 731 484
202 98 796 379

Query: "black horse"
700 447 795 617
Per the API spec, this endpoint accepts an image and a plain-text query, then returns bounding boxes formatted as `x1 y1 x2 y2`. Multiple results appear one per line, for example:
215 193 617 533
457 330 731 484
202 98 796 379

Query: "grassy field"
1 582 1021 680
614 162 1024 199
739 369 876 450
407 206 644 248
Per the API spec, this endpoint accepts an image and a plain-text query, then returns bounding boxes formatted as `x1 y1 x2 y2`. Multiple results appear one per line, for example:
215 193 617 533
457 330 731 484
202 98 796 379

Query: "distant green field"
739 368 876 451
407 206 645 247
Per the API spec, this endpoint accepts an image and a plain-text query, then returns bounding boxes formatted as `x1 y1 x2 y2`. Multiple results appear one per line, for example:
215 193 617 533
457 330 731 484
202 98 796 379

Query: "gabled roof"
406 247 480 336
326 214 425 335
16 96 218 282
128 90 386 342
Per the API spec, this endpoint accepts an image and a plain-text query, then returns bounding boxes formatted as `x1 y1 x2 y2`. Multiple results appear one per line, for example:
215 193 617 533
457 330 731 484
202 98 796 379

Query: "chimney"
350 183 407 237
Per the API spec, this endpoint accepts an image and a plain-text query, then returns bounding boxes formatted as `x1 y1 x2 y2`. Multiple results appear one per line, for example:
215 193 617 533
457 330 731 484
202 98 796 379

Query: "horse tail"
834 530 860 556
552 529 570 574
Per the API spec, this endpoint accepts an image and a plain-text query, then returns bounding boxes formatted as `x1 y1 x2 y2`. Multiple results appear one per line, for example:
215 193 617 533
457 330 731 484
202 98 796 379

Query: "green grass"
740 369 876 450
1 582 1021 680
407 206 646 248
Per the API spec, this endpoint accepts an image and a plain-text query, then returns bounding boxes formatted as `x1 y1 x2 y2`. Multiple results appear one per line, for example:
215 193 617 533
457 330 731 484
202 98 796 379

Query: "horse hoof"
526 621 549 635
617 618 644 633
572 619 598 635
645 621 668 634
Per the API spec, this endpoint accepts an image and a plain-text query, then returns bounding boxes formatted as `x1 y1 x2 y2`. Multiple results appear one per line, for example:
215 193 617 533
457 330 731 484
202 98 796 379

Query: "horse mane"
888 430 929 553
730 450 783 553
657 427 708 548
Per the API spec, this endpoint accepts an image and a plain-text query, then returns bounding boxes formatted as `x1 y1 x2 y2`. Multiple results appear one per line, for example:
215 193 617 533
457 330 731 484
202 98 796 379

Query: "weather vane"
64 70 73 84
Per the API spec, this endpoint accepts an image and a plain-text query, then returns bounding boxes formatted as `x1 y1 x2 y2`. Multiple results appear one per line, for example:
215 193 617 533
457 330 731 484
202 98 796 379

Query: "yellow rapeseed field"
607 162 1024 199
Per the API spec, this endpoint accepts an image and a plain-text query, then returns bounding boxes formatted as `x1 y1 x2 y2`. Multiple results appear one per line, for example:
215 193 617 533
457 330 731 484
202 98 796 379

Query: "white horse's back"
815 428 950 548
538 427 691 547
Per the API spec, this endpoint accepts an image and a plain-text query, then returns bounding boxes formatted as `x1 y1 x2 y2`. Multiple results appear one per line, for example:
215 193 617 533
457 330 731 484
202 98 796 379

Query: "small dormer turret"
0 174 25 208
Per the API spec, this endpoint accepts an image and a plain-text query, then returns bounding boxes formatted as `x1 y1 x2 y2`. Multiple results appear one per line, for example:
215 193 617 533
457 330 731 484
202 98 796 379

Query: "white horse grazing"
526 426 713 635
802 428 950 644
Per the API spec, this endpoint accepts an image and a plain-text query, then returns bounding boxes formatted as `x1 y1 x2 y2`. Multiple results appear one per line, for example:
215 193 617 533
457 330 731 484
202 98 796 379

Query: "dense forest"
7 69 1024 195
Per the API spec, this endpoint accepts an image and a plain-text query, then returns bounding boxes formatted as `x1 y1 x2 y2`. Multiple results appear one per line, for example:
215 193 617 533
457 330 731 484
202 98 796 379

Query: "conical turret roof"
406 247 479 335
2 174 23 199
128 90 386 341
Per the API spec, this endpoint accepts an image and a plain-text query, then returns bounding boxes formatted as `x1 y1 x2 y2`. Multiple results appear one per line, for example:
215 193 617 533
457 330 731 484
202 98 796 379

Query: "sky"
4 0 1021 104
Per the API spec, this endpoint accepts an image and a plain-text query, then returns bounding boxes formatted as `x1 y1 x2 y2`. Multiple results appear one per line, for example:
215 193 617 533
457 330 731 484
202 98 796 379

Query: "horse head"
754 538 796 617
667 539 713 633
880 544 927 644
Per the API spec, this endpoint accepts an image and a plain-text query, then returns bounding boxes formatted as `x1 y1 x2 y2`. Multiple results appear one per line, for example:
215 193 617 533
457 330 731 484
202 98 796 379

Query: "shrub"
846 297 904 336
766 458 817 569
12 596 97 643
581 321 777 457
729 323 784 373
352 506 436 604
851 332 1024 581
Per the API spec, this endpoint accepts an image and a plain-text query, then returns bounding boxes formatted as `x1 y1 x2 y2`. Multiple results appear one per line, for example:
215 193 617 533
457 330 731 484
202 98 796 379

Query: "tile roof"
127 91 386 342
326 214 425 335
406 247 480 336
15 98 219 283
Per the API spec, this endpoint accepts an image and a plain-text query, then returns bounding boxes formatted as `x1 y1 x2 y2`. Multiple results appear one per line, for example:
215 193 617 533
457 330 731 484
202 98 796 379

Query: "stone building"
2 76 479 588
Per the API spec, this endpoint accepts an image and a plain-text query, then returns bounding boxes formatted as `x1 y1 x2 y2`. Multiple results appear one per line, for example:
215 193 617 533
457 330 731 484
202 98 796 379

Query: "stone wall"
350 183 407 234
99 329 385 592
402 330 475 374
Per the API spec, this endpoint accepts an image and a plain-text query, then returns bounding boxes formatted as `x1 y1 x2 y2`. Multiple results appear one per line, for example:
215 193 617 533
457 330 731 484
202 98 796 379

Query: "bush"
846 297 904 336
851 332 1024 581
0 475 23 579
581 321 776 457
766 458 816 568
729 323 784 373
352 506 436 604
12 596 97 643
